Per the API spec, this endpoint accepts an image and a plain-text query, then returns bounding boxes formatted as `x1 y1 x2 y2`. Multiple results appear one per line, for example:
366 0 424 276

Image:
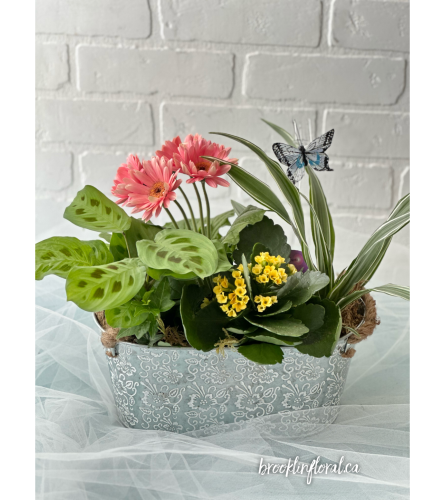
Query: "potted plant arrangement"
35 120 410 433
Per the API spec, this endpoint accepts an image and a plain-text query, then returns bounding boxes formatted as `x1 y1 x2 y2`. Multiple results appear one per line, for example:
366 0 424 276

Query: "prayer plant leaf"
137 229 219 279
237 343 284 365
63 185 131 232
147 267 197 281
294 299 342 358
277 270 330 307
245 314 309 337
66 258 146 312
105 300 150 328
35 236 114 280
233 215 291 264
181 284 230 351
223 205 266 246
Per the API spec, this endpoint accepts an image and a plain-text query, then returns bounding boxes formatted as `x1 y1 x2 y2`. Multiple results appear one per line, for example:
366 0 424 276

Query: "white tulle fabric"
36 276 409 499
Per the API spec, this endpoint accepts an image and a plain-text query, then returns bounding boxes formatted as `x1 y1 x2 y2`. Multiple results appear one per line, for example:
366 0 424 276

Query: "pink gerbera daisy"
157 134 238 188
111 154 182 221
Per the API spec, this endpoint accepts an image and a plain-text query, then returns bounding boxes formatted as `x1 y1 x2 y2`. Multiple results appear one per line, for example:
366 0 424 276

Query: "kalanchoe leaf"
245 329 302 346
64 185 131 233
137 229 219 279
66 258 146 312
233 216 291 265
181 284 230 351
277 270 330 306
237 343 284 365
35 236 114 280
257 300 292 317
294 299 342 358
245 314 309 337
223 205 266 246
105 300 151 328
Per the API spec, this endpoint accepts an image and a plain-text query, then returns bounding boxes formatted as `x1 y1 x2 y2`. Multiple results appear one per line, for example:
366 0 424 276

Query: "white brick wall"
35 0 410 285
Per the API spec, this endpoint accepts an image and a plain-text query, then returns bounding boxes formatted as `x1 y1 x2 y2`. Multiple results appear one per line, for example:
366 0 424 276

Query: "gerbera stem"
178 186 198 232
165 208 179 229
174 200 192 230
201 181 212 239
193 183 205 235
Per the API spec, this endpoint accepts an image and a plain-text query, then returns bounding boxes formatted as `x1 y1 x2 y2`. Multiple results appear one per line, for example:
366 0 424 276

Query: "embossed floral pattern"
106 342 351 434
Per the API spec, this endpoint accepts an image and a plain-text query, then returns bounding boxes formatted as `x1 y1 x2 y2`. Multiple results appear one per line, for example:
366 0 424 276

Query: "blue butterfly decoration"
272 123 335 185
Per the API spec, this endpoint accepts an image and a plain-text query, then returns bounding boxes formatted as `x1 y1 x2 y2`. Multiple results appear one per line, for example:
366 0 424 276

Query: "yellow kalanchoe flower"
237 264 244 271
234 278 245 287
232 270 242 279
216 293 227 304
287 263 296 275
235 286 247 296
220 276 229 289
252 264 263 275
213 285 222 294
213 275 222 284
254 294 278 312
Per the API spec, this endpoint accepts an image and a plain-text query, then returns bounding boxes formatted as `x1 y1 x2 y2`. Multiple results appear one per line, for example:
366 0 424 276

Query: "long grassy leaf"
202 156 291 224
210 132 316 271
261 118 297 146
329 194 410 302
337 284 410 310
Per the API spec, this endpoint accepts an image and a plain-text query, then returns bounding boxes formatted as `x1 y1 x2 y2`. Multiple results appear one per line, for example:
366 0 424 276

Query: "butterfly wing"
272 143 301 167
306 152 333 172
287 155 306 184
306 129 335 154
272 143 306 185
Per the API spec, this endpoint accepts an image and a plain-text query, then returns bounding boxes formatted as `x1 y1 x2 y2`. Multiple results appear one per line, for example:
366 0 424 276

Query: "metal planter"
104 338 352 435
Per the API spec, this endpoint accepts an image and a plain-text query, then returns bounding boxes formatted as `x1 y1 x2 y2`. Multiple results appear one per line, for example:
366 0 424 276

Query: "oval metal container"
103 337 352 434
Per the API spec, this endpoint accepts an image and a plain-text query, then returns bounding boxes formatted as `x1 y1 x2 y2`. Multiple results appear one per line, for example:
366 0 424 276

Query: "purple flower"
289 250 308 273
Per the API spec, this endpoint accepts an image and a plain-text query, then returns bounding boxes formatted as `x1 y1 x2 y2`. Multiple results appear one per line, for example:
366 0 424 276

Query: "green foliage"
63 185 131 232
125 217 163 257
213 240 233 273
337 284 410 310
245 314 309 337
35 237 113 280
105 300 150 328
237 343 284 365
149 277 176 313
66 258 146 312
180 284 230 351
233 215 291 264
137 229 219 279
260 118 297 146
165 209 235 239
110 233 128 261
117 314 158 340
223 205 266 246
294 299 342 358
245 329 302 346
277 271 330 306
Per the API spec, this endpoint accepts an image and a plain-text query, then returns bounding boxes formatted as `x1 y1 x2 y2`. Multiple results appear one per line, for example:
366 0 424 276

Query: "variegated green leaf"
211 132 316 271
63 185 131 232
66 258 146 312
337 284 410 310
329 194 410 302
261 118 297 146
35 236 113 280
137 229 219 279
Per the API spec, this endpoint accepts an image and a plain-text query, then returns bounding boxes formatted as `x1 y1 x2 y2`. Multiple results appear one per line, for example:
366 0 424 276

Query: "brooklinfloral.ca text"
258 456 360 484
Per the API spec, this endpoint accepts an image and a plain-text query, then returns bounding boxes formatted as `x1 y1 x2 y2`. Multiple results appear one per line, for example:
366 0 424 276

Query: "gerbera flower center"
194 160 211 172
149 181 166 198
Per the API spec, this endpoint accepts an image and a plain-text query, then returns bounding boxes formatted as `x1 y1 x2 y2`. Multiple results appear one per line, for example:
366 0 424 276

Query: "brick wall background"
35 0 410 285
